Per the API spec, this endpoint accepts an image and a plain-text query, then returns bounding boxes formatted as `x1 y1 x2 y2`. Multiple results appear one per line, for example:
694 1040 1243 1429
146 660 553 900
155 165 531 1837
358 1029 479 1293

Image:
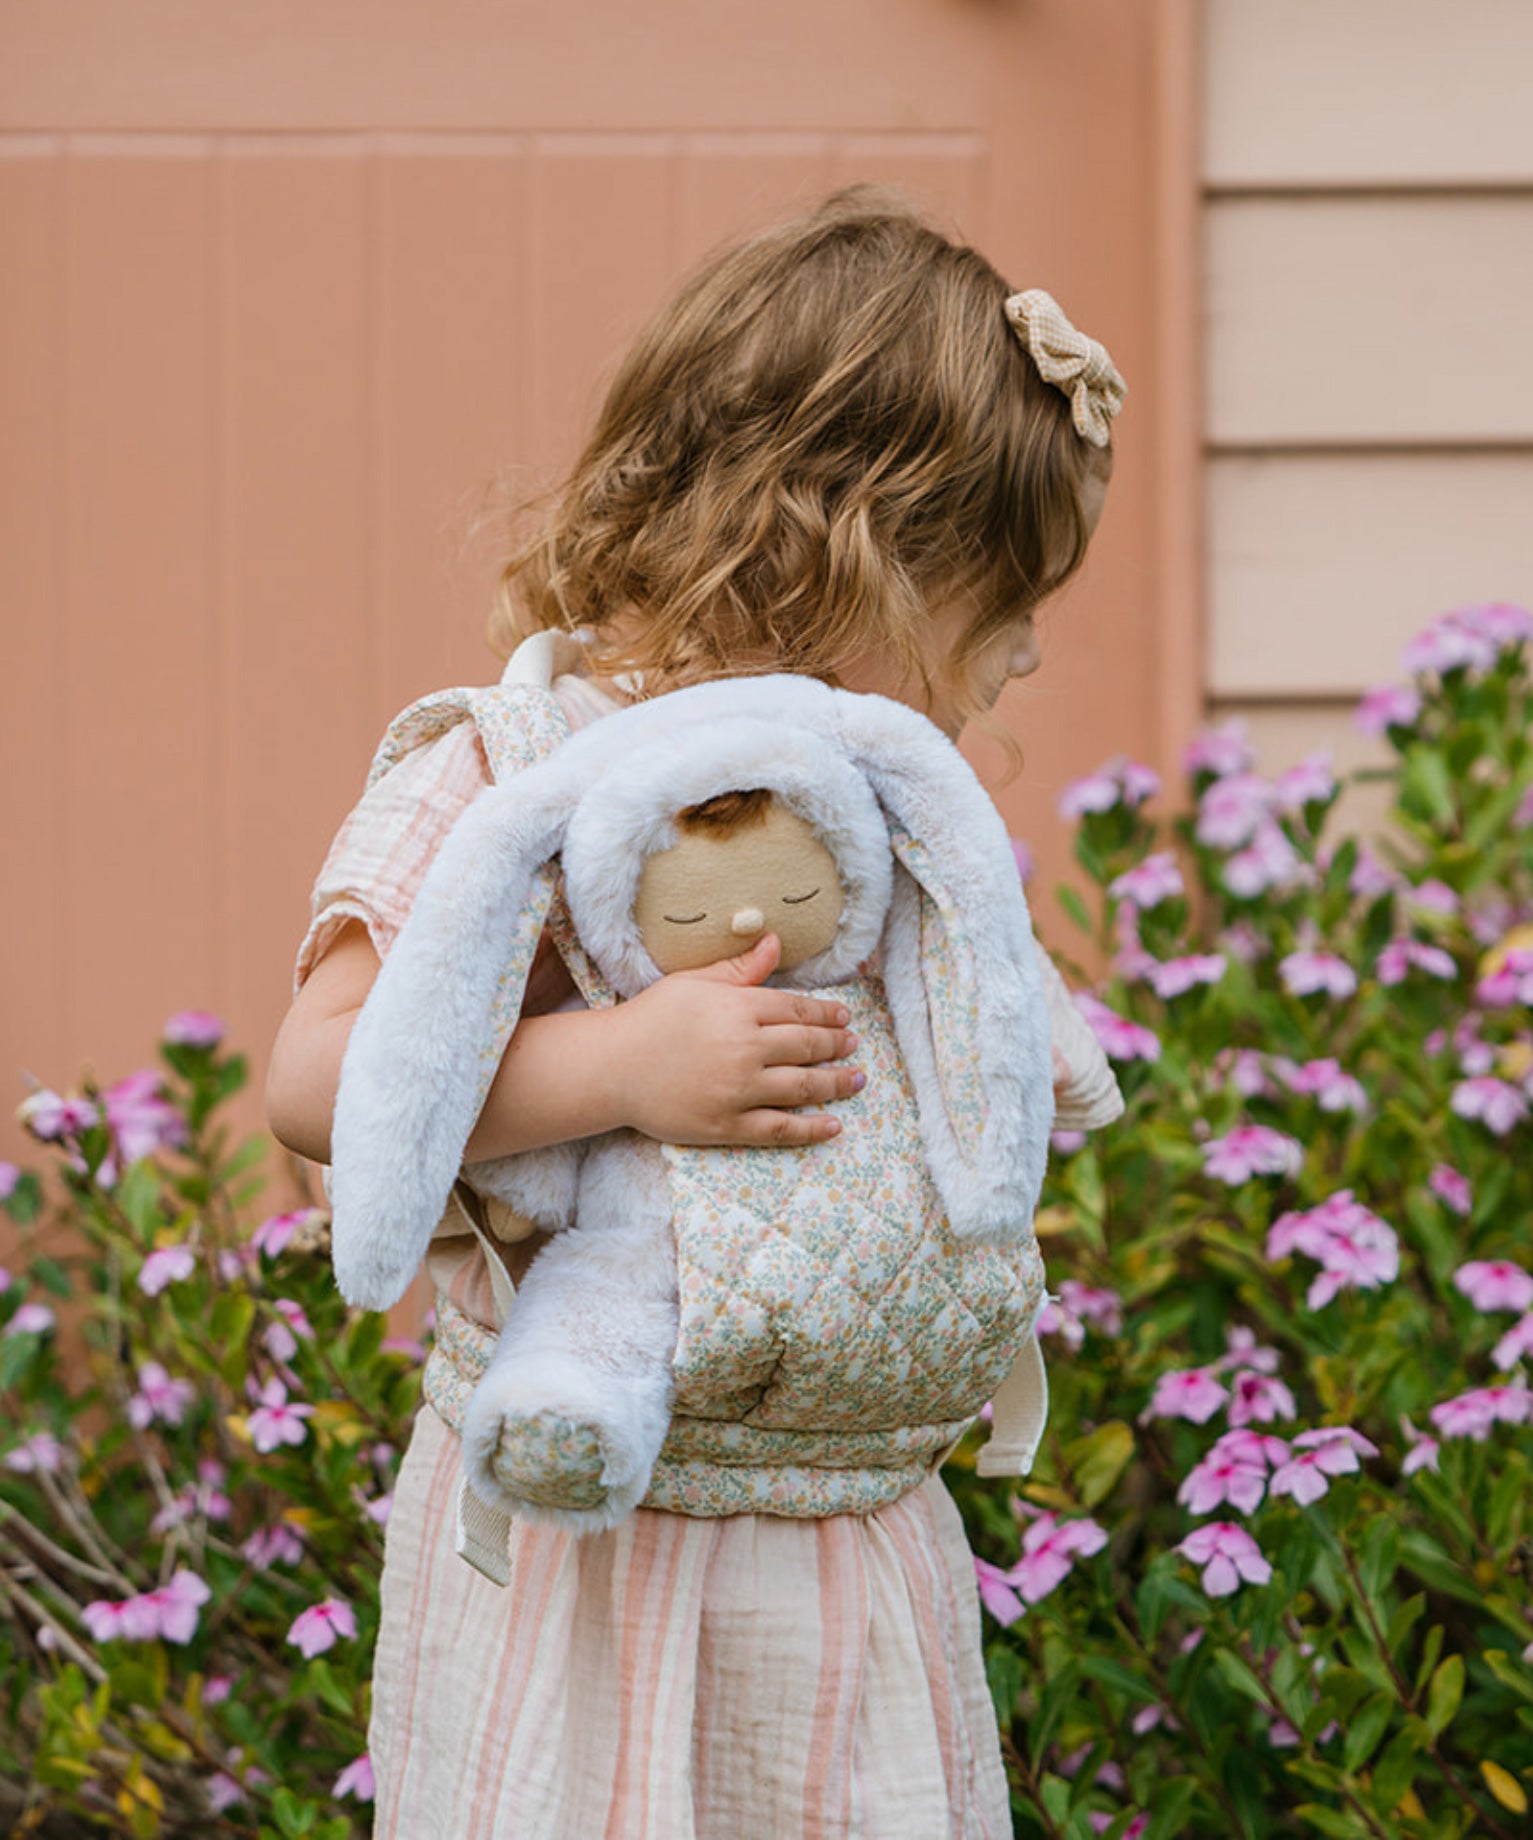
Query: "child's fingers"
734 1106 845 1147
752 1063 865 1111
747 987 853 1032
758 1021 859 1066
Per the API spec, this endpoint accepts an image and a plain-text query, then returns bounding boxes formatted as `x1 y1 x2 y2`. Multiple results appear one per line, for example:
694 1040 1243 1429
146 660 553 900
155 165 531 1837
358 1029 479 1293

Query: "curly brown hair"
488 186 1110 728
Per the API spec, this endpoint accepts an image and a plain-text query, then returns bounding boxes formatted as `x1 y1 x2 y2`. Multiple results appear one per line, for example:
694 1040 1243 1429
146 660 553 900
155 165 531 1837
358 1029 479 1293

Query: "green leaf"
27 1255 73 1300
1413 1626 1444 1698
117 1161 164 1239
985 1643 1023 1729
1399 747 1455 829
1425 1653 1463 1740
305 1656 356 1720
1078 1652 1157 1705
1140 1777 1199 1840
1028 1660 1082 1771
1483 1649 1533 1706
1343 1691 1396 1774
1063 1421 1134 1510
1385 1593 1426 1660
1370 1727 1420 1815
4 1171 42 1223
1211 1648 1270 1707
1293 1805 1365 1838
0 1332 40 1389
1057 882 1094 936
1358 1516 1400 1605
1040 1773 1072 1822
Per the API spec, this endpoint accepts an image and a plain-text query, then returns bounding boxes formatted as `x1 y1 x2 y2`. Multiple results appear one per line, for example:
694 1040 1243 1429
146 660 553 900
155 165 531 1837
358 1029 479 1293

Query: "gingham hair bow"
1003 289 1125 448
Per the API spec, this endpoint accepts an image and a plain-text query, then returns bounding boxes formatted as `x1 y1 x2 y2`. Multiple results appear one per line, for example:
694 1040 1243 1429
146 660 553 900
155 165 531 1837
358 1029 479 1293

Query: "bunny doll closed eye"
329 674 1056 1553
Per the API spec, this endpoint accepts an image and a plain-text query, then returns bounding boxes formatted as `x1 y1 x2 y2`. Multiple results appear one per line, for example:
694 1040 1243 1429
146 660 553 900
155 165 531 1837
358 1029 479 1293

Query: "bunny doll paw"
488 1411 614 1513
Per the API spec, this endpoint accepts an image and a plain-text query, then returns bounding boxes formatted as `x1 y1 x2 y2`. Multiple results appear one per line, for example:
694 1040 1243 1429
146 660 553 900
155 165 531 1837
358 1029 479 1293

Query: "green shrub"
948 603 1533 1838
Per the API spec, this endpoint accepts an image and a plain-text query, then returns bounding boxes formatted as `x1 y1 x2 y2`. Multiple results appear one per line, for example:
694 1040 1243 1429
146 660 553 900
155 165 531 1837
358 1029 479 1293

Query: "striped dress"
295 671 1015 1838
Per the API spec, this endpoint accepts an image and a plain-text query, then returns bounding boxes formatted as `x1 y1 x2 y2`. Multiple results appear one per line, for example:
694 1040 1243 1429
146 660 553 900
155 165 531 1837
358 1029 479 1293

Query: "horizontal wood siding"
1201 3 1533 796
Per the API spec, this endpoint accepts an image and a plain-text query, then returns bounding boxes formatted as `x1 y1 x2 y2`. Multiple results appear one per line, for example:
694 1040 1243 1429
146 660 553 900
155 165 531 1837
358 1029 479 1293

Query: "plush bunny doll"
330 673 1055 1535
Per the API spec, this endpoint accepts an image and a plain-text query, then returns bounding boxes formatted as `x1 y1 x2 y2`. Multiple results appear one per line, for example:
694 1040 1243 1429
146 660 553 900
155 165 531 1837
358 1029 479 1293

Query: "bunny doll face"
633 794 846 974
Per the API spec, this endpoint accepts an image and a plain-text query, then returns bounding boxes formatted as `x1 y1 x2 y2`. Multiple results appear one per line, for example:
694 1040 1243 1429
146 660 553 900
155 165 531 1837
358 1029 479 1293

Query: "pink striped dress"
295 670 1014 1838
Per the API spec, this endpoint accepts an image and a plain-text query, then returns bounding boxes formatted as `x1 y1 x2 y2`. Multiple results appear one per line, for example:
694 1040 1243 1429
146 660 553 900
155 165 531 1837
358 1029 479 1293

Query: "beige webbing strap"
442 1187 519 1585
975 1332 1049 1478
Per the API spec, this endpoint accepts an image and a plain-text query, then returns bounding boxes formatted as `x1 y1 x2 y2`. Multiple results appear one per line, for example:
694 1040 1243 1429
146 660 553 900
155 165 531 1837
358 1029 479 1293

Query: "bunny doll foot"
460 1360 670 1534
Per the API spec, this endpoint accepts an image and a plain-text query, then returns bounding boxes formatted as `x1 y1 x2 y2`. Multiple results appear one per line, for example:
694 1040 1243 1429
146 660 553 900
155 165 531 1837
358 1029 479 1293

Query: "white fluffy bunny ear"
328 762 581 1311
834 692 1054 1243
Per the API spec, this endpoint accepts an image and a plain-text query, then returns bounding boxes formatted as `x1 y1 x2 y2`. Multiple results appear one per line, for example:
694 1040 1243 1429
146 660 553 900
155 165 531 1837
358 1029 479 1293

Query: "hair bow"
1004 289 1125 448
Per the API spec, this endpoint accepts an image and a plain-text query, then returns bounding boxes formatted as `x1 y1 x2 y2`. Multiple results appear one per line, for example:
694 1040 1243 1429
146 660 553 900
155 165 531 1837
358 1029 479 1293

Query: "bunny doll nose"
730 907 766 937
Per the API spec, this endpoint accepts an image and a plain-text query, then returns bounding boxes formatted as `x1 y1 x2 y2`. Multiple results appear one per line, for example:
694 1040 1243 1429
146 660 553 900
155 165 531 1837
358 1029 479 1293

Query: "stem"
0 1501 123 1589
1000 1728 1066 1840
1335 1531 1517 1840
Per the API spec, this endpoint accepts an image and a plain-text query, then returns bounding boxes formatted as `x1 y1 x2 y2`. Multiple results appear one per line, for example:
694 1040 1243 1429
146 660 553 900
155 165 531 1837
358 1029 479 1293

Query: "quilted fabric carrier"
356 635 1052 1521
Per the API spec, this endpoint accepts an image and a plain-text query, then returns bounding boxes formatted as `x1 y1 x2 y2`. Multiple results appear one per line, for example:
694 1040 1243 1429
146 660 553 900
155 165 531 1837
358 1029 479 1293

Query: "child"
266 186 1123 1838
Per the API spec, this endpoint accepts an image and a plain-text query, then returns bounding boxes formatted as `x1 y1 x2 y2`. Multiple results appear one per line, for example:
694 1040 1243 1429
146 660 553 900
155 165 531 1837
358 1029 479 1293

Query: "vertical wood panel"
0 150 67 1101
829 134 987 238
675 136 833 276
374 142 528 704
62 148 218 1074
525 139 680 474
220 145 372 1037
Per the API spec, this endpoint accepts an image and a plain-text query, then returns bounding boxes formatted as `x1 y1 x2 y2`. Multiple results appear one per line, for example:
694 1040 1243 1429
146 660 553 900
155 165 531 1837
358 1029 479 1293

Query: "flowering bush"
1 1022 421 1836
949 603 1533 1837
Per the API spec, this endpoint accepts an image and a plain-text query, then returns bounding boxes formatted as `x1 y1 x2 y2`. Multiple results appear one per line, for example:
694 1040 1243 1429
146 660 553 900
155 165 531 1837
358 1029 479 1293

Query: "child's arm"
266 923 862 1166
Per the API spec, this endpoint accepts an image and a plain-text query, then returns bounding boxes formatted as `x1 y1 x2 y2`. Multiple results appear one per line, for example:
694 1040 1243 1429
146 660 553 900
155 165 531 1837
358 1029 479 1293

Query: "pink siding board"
61 149 218 1073
219 145 373 1040
0 151 69 1099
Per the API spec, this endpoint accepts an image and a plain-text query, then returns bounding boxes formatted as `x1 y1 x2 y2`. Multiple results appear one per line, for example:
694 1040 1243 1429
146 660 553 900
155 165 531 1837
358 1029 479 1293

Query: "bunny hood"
330 671 1055 1312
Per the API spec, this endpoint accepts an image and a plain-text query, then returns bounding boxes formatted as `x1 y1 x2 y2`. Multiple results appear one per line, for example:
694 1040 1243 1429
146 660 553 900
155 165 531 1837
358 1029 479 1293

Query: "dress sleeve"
293 722 492 995
1038 950 1125 1132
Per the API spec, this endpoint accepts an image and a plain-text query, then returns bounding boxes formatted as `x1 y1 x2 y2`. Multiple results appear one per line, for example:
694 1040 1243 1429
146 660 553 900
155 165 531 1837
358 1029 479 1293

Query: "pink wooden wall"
0 1 1201 1193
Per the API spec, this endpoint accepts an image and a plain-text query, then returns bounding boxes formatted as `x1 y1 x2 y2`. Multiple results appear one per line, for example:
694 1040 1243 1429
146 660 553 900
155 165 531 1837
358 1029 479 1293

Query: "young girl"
266 186 1122 1838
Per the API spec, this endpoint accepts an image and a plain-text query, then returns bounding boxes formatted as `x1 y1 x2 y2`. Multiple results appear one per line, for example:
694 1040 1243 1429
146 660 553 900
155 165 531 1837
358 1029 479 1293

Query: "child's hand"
604 933 864 1148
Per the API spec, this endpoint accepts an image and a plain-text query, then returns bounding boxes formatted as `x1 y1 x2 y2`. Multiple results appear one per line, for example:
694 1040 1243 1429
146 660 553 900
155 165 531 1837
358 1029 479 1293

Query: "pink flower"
1184 719 1254 780
1227 1370 1297 1428
150 1467 232 1533
246 1379 313 1453
5 1301 55 1337
1454 1260 1533 1314
1146 953 1227 1000
1110 852 1185 910
1177 1449 1266 1515
1178 1522 1272 1597
1453 601 1533 649
382 1335 427 1362
1294 1424 1379 1459
1273 1057 1368 1115
1009 838 1035 884
1348 845 1398 900
83 1570 210 1645
0 1163 17 1204
1451 1077 1529 1136
103 1069 186 1163
4 1431 62 1473
1274 754 1336 813
1074 993 1162 1064
138 1569 213 1645
1058 1281 1124 1336
1221 1049 1276 1099
1210 1428 1290 1471
286 1597 357 1659
1354 683 1422 738
203 1675 234 1704
1280 951 1358 1000
217 1247 252 1283
1202 1125 1303 1186
1401 1435 1440 1476
1376 939 1457 986
18 1089 99 1141
1403 615 1498 678
1196 774 1272 851
1141 1367 1229 1425
1059 770 1121 820
974 1557 1026 1626
1130 1703 1180 1736
1217 1325 1280 1375
362 1490 393 1526
242 1521 306 1569
1060 757 1161 820
137 1244 196 1297
1036 1297 1084 1351
1224 821 1304 898
250 1210 318 1259
1492 1315 1533 1372
163 1010 225 1049
262 1298 314 1362
1266 1191 1400 1308
206 1772 243 1814
334 1754 375 1802
1429 1164 1473 1217
1430 1380 1532 1442
1220 920 1270 963
1011 1513 1110 1604
127 1360 197 1430
1476 947 1533 1009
